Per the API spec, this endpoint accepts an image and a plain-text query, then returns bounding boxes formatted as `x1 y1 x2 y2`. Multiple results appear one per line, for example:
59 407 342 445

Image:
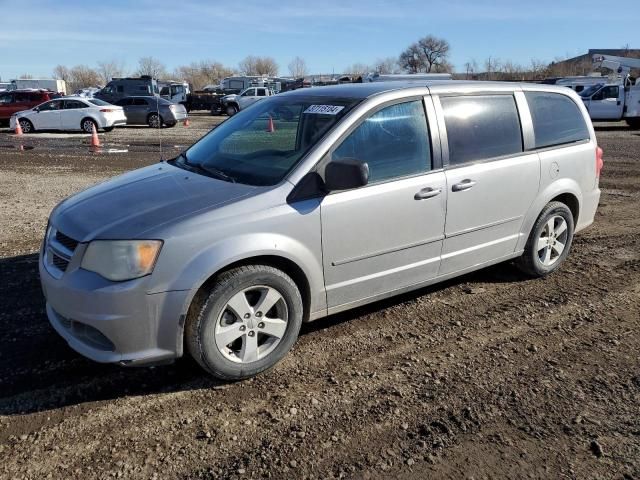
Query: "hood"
50 163 259 241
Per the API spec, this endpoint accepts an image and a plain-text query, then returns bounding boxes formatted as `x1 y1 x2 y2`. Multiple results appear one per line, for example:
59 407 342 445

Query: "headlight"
81 240 163 281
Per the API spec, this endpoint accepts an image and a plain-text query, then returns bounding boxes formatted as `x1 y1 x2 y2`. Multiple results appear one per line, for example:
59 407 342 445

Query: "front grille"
46 228 79 275
55 231 79 252
52 253 70 271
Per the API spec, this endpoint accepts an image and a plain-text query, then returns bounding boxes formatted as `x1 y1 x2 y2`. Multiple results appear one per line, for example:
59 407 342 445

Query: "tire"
516 201 575 277
147 113 162 128
186 265 303 380
225 104 238 116
81 118 97 133
165 122 177 128
18 118 34 133
626 118 640 129
103 126 114 132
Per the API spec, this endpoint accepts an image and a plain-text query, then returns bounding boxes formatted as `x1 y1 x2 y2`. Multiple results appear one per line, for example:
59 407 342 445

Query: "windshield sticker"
303 105 345 115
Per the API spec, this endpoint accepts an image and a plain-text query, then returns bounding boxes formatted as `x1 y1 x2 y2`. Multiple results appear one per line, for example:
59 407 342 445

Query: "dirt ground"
0 114 638 480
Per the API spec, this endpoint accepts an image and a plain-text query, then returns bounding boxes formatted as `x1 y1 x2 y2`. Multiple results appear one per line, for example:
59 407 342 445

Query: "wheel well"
80 117 96 127
550 193 579 224
187 255 312 324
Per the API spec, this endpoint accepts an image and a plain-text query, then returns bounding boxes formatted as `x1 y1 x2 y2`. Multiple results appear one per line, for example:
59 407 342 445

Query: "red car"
0 90 54 123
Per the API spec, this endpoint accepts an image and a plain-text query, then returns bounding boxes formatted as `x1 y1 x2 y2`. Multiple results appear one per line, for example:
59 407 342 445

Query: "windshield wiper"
177 153 236 183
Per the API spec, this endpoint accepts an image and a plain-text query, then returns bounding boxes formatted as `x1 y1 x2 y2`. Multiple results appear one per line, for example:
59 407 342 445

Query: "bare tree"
68 65 101 91
239 56 258 76
417 35 451 72
399 43 425 73
255 57 278 76
52 65 71 82
463 59 478 79
374 57 399 74
136 56 167 79
500 60 525 81
174 60 235 90
484 57 501 80
344 63 370 79
97 59 126 84
18 74 34 79
288 56 308 78
239 56 278 76
529 59 548 80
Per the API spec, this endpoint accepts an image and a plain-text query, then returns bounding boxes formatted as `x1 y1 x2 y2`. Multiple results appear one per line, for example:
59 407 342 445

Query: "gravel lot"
0 114 639 479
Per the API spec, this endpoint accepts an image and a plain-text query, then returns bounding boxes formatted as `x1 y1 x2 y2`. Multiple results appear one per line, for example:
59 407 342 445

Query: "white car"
10 97 127 133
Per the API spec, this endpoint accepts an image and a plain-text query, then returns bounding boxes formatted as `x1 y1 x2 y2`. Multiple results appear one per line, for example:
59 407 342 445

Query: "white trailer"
9 78 66 94
578 54 640 128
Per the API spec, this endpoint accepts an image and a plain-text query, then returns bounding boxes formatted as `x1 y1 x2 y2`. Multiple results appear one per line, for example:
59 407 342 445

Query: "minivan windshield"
579 84 604 97
177 95 361 186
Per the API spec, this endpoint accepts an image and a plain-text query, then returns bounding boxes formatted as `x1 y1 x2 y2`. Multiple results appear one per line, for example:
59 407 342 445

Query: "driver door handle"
414 187 442 200
452 179 477 192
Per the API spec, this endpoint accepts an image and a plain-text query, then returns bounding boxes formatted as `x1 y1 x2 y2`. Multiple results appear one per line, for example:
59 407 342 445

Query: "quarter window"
525 92 590 149
332 100 431 183
441 95 523 166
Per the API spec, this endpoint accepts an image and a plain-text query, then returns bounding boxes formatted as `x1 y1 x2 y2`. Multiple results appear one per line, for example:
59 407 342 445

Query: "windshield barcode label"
304 105 345 115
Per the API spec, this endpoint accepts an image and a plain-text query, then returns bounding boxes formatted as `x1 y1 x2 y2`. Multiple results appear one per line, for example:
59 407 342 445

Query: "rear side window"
332 100 431 183
441 95 523 166
525 92 590 149
0 93 12 104
133 98 148 106
14 92 30 103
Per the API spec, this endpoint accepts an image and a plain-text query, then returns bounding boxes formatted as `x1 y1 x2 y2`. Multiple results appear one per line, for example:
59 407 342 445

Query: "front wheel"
225 104 238 116
18 118 34 133
103 126 114 132
186 265 303 380
147 113 162 128
626 118 640 129
516 201 575 277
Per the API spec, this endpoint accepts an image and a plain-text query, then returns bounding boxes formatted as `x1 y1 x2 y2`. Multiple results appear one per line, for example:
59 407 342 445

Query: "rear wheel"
103 126 114 132
516 201 574 277
186 265 303 380
81 118 97 133
18 118 34 133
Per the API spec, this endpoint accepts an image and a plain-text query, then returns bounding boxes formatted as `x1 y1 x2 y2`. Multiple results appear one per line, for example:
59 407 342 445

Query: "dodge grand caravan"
40 81 602 380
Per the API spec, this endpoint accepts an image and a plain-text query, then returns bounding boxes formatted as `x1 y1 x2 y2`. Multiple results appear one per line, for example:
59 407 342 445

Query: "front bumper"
167 109 188 122
39 241 192 366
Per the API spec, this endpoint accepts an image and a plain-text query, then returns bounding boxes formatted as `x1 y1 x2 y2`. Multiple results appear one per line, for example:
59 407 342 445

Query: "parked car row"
3 89 188 133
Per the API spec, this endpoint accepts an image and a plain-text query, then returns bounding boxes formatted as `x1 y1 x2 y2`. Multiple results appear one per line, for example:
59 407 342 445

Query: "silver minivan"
40 81 602 380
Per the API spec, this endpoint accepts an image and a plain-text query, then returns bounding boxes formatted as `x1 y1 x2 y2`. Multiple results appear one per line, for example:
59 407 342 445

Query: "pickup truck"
579 81 640 128
220 87 274 116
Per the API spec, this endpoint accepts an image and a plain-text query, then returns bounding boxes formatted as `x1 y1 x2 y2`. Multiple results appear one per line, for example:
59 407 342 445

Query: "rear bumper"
40 250 192 366
576 187 601 233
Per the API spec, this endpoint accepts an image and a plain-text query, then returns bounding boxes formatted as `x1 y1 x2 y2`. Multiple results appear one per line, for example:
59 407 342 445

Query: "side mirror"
324 158 369 191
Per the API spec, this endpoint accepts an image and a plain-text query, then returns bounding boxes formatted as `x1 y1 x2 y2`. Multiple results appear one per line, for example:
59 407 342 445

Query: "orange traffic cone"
90 123 101 149
266 116 275 133
14 118 23 136
183 117 190 127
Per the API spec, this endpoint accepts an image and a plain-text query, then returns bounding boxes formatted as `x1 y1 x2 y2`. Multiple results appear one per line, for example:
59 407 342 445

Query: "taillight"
100 108 115 112
596 146 604 177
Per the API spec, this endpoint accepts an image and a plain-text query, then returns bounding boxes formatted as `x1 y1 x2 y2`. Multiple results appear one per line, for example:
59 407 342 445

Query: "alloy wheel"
214 285 288 363
536 215 568 266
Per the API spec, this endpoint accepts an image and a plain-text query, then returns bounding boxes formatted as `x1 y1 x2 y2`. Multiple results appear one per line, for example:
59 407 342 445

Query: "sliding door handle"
452 179 476 192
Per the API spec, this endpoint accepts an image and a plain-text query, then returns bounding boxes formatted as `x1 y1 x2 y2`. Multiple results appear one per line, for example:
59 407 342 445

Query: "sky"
1 0 638 80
